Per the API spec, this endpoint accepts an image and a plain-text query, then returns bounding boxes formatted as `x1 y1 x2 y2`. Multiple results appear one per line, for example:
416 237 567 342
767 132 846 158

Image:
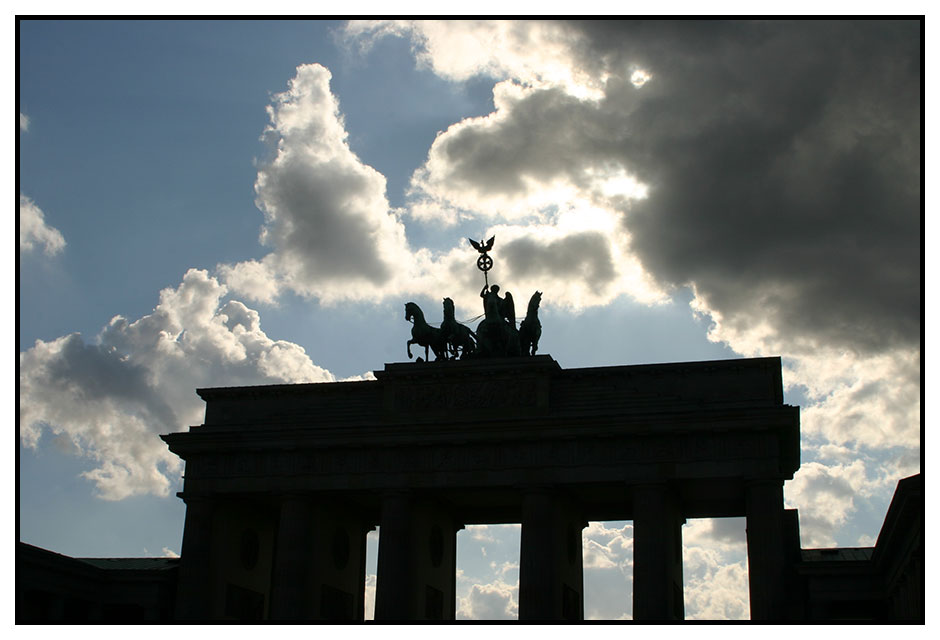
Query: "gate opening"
582 521 634 619
455 524 521 620
682 517 750 620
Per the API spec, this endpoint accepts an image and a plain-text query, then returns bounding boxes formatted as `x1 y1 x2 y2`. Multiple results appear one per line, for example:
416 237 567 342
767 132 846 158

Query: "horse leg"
407 339 415 359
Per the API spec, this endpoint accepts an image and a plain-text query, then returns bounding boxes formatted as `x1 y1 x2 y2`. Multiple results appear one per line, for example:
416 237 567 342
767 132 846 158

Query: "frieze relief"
188 432 774 481
392 378 539 413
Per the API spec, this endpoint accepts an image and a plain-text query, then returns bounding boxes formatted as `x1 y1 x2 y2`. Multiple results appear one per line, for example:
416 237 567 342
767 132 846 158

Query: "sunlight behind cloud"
347 20 606 100
630 69 652 87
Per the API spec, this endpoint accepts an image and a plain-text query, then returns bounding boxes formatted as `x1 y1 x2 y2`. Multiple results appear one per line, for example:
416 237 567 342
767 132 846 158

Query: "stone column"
269 495 315 620
374 493 458 620
632 484 684 620
518 490 586 620
374 492 416 619
745 480 787 620
174 495 214 620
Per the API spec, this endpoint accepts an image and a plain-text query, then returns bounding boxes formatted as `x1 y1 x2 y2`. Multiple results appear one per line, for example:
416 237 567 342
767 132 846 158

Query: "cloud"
456 580 517 620
364 573 376 620
215 259 280 305
581 522 633 619
683 552 750 621
791 349 920 450
582 521 632 572
20 112 29 131
221 61 666 323
19 268 335 499
680 518 751 620
221 63 413 305
683 517 747 552
20 195 65 255
784 460 871 547
347 20 601 97
465 524 497 542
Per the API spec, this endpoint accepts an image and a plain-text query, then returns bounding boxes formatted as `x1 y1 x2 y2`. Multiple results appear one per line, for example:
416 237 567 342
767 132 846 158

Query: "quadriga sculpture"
519 291 542 356
405 302 447 361
440 297 477 360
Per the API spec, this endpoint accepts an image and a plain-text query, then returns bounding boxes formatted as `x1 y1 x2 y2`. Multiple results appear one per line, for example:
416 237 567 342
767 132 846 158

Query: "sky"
16 18 924 621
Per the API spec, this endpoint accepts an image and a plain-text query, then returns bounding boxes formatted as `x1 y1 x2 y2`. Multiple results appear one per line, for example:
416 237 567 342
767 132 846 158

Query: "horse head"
528 291 542 315
405 301 419 323
442 297 455 319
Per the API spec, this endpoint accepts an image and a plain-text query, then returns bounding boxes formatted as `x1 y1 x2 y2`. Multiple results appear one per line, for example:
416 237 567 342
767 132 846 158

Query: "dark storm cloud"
592 20 922 355
423 20 921 355
502 232 618 294
429 86 612 198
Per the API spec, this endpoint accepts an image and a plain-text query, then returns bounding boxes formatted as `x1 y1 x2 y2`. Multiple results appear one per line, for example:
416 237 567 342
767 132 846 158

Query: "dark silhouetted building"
16 357 923 622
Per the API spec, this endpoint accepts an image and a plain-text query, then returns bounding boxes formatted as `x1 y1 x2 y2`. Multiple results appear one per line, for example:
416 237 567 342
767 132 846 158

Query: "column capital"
632 483 665 500
272 491 312 504
745 477 785 489
176 491 213 505
514 483 555 494
378 489 413 500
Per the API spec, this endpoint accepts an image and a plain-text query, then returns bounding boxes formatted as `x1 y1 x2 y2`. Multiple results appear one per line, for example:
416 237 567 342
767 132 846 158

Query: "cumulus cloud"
347 20 600 97
457 581 517 620
364 573 376 620
581 521 634 619
785 459 880 547
582 521 632 572
19 269 334 499
683 550 750 621
220 61 666 323
680 518 751 620
20 194 65 255
220 63 413 305
791 349 920 451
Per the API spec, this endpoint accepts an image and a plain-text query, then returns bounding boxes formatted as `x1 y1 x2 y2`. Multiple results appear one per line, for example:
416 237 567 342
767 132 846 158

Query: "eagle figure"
469 236 495 254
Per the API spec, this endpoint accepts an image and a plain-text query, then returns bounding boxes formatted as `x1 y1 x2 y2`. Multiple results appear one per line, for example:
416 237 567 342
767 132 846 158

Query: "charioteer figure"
480 284 516 328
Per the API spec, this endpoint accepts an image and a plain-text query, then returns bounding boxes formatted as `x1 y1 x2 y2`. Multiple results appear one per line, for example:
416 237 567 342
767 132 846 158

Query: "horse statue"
405 302 447 361
440 297 477 360
519 291 542 356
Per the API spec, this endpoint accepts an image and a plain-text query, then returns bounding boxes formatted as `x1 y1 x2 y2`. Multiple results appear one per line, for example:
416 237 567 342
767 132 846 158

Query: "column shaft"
269 496 315 619
374 493 416 619
632 484 684 620
746 480 787 620
518 491 585 620
374 493 458 620
174 497 214 620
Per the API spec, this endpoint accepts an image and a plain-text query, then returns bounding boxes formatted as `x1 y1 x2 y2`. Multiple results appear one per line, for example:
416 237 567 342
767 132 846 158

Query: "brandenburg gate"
161 354 800 620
